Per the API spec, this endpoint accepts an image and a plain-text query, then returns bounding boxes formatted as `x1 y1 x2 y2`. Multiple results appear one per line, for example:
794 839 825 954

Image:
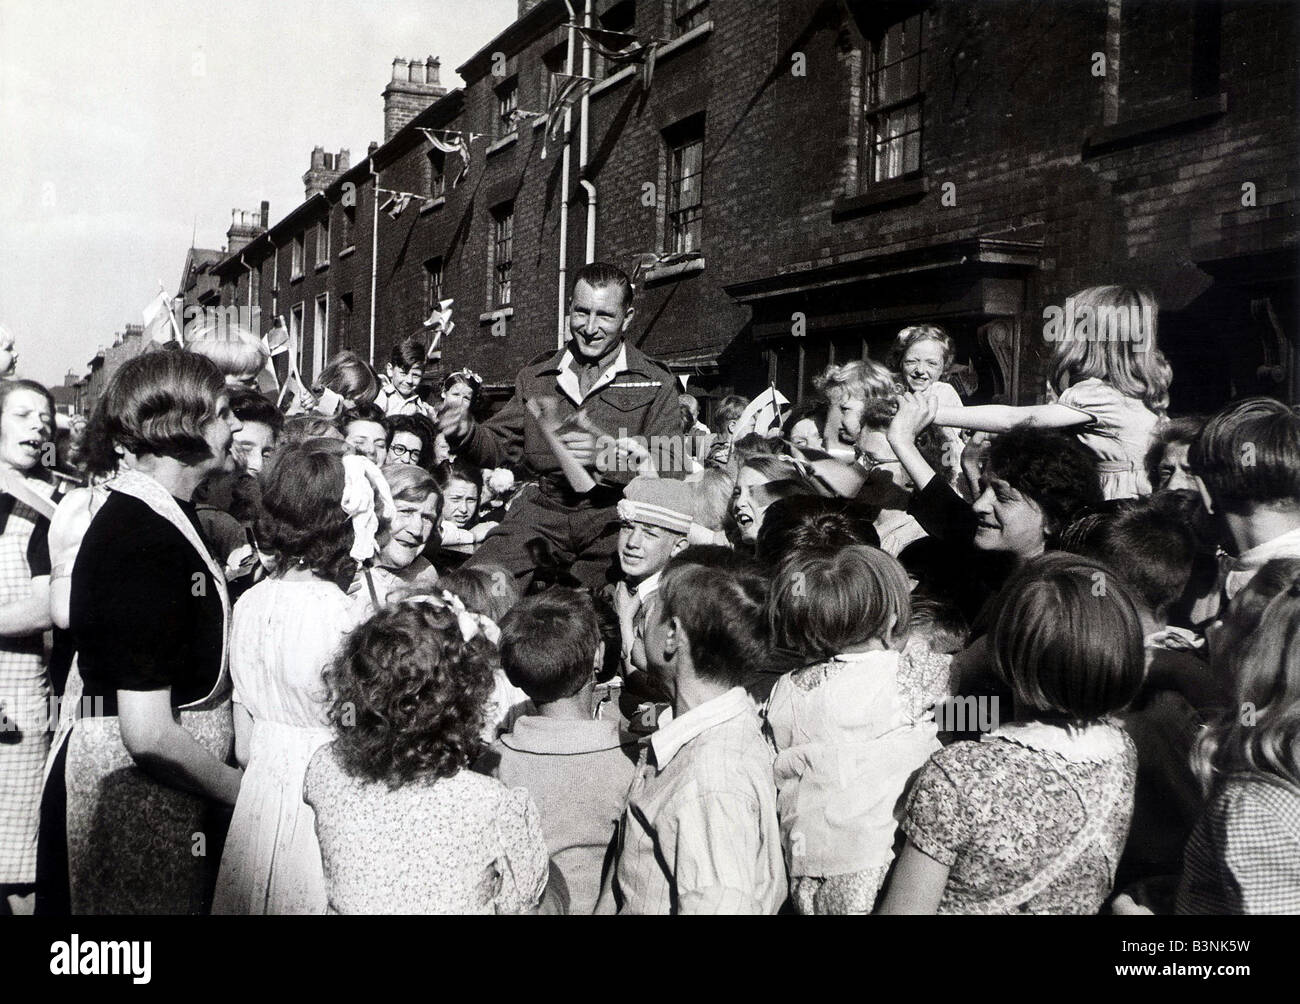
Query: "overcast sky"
0 0 516 387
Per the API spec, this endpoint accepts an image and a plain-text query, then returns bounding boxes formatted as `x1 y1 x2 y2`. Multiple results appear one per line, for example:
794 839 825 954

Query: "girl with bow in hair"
304 591 551 914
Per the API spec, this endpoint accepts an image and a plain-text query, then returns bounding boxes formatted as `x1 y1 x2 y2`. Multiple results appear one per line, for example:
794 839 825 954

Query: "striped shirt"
603 687 787 914
1177 773 1300 915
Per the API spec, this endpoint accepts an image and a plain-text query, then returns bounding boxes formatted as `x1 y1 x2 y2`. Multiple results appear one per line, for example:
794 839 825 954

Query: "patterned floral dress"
902 720 1137 914
0 479 56 886
304 744 548 914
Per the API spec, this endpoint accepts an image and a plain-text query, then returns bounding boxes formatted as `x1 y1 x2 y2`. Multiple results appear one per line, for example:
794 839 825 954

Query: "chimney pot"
409 58 423 83
392 57 407 82
426 56 440 85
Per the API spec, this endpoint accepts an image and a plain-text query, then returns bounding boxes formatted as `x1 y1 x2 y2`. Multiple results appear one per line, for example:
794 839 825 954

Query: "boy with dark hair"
598 562 786 914
488 589 638 915
1188 396 1300 613
375 335 434 418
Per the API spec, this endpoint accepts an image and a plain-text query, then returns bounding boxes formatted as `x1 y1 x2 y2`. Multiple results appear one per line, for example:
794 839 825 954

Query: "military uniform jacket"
453 341 682 497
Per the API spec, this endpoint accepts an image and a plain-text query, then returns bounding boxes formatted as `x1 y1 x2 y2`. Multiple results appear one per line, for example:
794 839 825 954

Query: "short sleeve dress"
902 721 1137 914
1056 377 1161 499
212 578 364 915
304 744 549 914
64 472 232 915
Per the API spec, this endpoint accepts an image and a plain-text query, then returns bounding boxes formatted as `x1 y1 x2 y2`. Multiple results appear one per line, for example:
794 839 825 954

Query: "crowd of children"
2 273 1299 917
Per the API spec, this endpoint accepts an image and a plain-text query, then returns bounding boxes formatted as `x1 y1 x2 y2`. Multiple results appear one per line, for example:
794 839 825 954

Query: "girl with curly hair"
212 439 388 914
304 595 549 914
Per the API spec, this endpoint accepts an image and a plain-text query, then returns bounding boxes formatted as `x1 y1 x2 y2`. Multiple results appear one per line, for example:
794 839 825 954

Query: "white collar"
633 570 662 604
650 686 751 769
983 719 1126 764
1221 525 1300 599
555 342 628 406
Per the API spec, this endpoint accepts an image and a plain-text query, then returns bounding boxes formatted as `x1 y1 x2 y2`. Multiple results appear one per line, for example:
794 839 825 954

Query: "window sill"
832 175 929 219
589 21 713 99
420 195 446 214
480 307 514 323
487 132 518 156
290 273 304 284
643 256 705 285
339 246 356 259
1084 92 1228 157
315 262 329 273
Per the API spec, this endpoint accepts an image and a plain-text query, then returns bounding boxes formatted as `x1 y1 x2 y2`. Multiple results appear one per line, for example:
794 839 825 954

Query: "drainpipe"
579 0 596 263
240 252 254 327
369 157 380 365
558 0 578 348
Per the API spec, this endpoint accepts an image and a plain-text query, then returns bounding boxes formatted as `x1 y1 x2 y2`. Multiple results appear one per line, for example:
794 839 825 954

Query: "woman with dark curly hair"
211 438 387 914
887 391 1103 626
304 595 549 913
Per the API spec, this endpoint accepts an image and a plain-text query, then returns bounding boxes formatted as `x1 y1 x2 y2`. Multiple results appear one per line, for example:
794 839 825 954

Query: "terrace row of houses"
80 0 1300 421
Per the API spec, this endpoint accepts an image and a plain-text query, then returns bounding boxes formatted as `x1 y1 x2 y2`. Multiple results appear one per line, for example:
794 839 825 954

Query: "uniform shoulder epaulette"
524 347 562 368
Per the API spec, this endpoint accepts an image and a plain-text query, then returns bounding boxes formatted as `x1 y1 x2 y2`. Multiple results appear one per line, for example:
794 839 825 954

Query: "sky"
0 0 517 388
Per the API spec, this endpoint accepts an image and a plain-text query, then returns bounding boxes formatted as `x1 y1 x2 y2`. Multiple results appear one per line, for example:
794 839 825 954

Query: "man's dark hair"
573 261 634 311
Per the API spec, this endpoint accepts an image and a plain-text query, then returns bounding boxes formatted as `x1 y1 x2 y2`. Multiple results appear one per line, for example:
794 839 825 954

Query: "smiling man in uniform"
439 262 682 590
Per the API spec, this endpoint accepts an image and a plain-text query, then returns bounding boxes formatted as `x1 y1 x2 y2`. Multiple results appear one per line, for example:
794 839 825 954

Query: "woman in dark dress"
62 351 244 914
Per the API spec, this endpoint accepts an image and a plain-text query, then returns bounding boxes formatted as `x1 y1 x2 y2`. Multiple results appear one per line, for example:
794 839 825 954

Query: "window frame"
860 11 926 189
495 76 519 139
313 294 329 379
665 119 705 256
425 256 444 315
316 217 330 268
672 0 710 35
291 233 305 280
491 205 514 308
290 302 305 375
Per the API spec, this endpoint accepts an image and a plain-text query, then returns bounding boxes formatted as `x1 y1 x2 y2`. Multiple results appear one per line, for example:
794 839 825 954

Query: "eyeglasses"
389 443 422 463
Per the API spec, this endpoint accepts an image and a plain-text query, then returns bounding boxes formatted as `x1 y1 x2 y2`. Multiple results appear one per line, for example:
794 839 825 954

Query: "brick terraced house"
215 0 1299 418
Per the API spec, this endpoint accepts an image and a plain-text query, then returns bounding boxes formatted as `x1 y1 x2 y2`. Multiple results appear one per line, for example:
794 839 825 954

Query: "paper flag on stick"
142 287 180 344
734 385 790 440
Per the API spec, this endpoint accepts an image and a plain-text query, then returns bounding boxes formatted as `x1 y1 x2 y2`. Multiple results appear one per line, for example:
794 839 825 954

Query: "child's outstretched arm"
933 402 1089 433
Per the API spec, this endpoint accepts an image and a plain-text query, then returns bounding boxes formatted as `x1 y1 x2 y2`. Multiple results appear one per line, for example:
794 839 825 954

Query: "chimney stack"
382 52 448 143
227 205 268 253
303 146 349 199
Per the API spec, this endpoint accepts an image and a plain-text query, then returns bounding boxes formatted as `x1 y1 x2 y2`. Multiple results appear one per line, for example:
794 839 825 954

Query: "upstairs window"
341 202 356 250
491 205 514 307
316 217 330 267
425 257 444 315
673 0 709 35
666 116 705 255
496 76 519 138
427 149 446 199
291 233 305 279
863 12 925 184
